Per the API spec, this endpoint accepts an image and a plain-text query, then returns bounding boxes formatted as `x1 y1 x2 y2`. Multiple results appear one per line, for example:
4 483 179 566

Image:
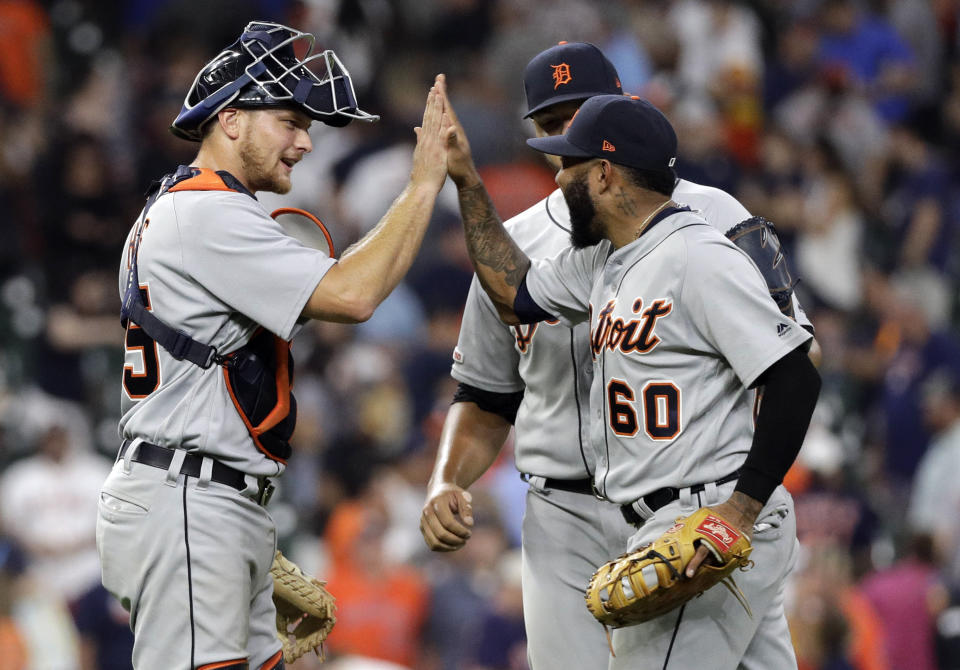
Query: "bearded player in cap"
420 43 819 668
97 22 451 669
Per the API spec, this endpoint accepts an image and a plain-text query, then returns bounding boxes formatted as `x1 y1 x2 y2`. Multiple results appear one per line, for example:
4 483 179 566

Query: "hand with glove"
272 550 337 663
585 495 759 628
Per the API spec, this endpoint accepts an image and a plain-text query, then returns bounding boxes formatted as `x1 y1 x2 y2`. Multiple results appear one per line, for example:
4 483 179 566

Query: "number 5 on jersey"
607 379 681 440
123 284 160 399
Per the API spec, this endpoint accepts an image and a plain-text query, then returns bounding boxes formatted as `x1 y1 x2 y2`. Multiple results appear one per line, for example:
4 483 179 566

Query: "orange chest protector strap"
121 165 295 463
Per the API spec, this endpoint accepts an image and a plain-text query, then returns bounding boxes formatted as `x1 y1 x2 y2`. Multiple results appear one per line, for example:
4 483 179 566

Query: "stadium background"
0 0 959 668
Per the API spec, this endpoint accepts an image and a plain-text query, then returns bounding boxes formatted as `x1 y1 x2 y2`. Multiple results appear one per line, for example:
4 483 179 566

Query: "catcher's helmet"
171 21 378 141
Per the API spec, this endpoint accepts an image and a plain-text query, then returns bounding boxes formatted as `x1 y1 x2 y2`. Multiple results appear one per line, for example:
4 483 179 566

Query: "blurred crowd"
0 0 959 668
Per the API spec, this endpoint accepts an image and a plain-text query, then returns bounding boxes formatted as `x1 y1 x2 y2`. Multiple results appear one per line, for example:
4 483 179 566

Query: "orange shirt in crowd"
0 0 50 107
323 501 430 667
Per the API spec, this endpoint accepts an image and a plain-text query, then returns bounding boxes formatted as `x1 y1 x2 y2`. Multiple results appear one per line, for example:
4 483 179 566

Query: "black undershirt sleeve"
513 274 555 324
734 345 821 503
452 382 525 425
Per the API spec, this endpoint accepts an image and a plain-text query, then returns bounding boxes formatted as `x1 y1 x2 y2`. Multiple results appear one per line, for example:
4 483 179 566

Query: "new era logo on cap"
602 140 615 152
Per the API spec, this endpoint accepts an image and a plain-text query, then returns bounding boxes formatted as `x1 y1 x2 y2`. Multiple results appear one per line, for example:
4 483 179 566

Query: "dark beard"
564 175 603 249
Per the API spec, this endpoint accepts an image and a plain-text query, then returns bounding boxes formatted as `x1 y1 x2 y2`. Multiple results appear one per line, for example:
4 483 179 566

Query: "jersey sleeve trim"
514 274 556 324
452 382 524 425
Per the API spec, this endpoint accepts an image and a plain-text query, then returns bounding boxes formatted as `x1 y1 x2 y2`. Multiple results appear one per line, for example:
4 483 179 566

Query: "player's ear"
595 159 613 194
217 108 243 140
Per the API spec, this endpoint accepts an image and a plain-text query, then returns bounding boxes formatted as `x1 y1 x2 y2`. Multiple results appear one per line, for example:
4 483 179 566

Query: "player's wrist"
715 491 764 537
426 479 465 498
452 168 482 190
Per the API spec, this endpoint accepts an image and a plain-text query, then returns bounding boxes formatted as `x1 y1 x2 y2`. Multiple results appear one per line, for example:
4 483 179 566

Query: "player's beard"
564 174 603 249
239 135 292 194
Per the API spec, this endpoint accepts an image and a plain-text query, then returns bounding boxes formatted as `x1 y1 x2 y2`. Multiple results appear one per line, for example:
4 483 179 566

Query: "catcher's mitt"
585 507 754 628
272 550 337 663
725 216 796 319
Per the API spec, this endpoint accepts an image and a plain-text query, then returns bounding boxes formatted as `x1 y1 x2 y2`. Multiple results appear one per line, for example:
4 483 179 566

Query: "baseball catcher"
271 550 337 663
585 507 754 629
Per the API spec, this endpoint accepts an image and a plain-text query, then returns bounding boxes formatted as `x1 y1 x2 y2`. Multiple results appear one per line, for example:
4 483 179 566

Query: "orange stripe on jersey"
168 168 239 193
197 659 248 670
258 650 283 669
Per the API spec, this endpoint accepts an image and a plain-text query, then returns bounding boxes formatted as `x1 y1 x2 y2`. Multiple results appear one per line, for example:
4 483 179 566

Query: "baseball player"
437 88 821 668
96 22 450 669
420 44 818 669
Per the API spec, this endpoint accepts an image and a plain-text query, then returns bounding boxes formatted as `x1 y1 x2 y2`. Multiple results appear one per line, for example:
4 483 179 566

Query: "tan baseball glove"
585 507 754 628
271 550 337 663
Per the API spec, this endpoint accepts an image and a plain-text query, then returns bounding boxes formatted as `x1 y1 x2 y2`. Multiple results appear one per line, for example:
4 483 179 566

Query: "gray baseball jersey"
450 180 810 669
117 181 334 476
451 179 811 482
523 208 812 504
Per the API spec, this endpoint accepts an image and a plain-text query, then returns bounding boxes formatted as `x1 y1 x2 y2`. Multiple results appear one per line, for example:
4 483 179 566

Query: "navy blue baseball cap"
523 41 622 118
526 95 678 172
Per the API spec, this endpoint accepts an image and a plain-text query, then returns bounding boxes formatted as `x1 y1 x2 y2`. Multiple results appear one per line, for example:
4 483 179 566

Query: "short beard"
238 135 291 194
564 174 603 249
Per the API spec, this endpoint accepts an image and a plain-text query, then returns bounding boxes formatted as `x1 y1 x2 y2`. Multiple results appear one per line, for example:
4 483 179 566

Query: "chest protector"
122 166 295 463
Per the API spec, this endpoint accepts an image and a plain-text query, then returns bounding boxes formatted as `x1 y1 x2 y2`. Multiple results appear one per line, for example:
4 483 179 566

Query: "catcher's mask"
171 21 378 141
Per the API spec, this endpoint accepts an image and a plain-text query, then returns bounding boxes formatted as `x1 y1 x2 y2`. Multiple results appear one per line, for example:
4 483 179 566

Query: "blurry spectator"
0 0 51 109
0 393 109 603
774 61 890 181
737 129 806 249
860 533 947 670
794 464 879 578
0 536 27 670
908 368 960 566
36 133 130 287
764 21 820 112
817 0 916 123
466 549 527 670
672 101 742 195
876 276 960 485
877 122 956 275
790 548 890 670
797 165 865 312
72 582 133 670
668 0 765 167
886 0 946 114
34 268 122 405
323 496 429 667
668 0 763 109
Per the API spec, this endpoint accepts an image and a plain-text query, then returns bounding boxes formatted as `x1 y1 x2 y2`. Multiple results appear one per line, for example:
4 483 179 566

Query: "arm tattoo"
458 183 530 292
614 188 638 217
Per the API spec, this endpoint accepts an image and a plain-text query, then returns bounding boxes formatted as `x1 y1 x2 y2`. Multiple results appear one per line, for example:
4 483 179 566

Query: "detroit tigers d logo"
551 63 572 89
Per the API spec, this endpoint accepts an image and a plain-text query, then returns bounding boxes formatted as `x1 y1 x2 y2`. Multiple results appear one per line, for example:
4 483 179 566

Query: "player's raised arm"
301 78 450 323
437 75 530 322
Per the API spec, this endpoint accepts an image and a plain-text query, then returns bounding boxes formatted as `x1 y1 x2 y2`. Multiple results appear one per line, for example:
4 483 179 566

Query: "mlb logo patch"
696 514 740 551
452 347 464 363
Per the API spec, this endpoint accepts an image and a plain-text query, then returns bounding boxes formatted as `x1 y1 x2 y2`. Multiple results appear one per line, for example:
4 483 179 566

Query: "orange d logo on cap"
551 63 572 89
